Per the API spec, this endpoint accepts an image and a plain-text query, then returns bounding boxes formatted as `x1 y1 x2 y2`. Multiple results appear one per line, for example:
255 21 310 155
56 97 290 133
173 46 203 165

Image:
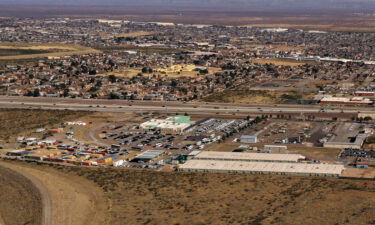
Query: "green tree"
24 90 33 97
364 116 372 121
108 75 117 83
109 93 120 99
96 80 102 87
199 69 209 75
33 89 40 97
142 67 149 73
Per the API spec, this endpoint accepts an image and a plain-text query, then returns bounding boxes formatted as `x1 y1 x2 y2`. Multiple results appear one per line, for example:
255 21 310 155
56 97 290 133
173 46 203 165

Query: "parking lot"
86 116 255 166
340 149 375 159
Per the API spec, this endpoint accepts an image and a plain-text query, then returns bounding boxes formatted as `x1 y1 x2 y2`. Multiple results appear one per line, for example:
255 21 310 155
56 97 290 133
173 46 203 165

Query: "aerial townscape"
0 1 375 225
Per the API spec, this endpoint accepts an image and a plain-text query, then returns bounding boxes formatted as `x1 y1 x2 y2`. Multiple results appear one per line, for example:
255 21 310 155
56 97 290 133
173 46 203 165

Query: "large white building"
179 160 345 177
140 115 195 134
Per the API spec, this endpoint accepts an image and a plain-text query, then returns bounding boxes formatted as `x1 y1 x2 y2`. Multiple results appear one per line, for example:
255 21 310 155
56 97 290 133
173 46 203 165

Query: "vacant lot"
0 164 42 225
1 158 375 225
0 43 100 61
202 89 286 104
41 164 375 225
243 44 308 52
0 109 90 144
2 160 108 225
252 58 310 67
73 112 139 145
0 48 54 56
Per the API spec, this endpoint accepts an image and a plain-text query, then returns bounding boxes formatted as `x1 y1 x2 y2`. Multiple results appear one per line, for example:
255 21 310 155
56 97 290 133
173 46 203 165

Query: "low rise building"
140 115 195 134
320 97 372 105
131 150 165 163
240 135 257 143
178 160 345 177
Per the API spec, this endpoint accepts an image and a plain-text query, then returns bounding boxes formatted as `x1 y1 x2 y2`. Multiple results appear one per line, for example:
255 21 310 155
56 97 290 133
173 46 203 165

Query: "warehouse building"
178 160 345 177
320 96 372 105
193 151 304 163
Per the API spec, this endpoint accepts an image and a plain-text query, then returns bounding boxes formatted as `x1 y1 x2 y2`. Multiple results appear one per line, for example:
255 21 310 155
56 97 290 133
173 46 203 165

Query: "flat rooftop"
194 151 303 162
180 160 345 176
134 150 165 160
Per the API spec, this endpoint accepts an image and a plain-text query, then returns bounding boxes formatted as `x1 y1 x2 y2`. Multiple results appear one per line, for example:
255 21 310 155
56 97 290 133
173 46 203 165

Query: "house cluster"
1 18 375 103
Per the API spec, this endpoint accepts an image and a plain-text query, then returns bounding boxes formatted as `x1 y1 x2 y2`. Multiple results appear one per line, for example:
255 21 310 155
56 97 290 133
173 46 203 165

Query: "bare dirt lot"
1 160 109 225
73 112 142 145
0 43 100 61
342 168 375 179
0 109 90 145
202 89 286 104
252 58 310 67
0 163 43 225
1 151 374 225
0 48 53 56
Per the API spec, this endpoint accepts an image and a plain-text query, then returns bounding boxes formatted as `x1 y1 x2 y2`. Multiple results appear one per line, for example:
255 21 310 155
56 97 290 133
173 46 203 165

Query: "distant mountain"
1 0 375 13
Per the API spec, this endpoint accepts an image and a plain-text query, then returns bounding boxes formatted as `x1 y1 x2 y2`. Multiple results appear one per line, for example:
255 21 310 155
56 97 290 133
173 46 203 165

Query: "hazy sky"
1 0 375 12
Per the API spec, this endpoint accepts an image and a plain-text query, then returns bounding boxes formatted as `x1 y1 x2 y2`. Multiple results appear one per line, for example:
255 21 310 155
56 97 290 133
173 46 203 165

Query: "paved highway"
0 96 373 115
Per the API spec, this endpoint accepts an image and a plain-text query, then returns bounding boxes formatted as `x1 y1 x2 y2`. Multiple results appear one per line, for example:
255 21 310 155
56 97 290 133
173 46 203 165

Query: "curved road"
0 162 52 225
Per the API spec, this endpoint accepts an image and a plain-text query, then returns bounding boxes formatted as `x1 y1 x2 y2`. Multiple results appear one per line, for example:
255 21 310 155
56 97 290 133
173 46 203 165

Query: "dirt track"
0 162 43 225
0 161 109 225
0 214 5 225
0 162 52 225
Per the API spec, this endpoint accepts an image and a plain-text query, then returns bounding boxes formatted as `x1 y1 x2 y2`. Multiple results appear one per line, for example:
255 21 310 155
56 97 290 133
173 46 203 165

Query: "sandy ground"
342 168 375 179
1 162 51 225
54 166 375 225
252 58 309 66
2 161 109 225
0 215 5 225
0 162 43 225
0 43 100 60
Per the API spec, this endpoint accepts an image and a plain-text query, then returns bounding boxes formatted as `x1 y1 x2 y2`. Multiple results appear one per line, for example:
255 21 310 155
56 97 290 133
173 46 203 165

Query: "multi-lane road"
0 96 373 116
